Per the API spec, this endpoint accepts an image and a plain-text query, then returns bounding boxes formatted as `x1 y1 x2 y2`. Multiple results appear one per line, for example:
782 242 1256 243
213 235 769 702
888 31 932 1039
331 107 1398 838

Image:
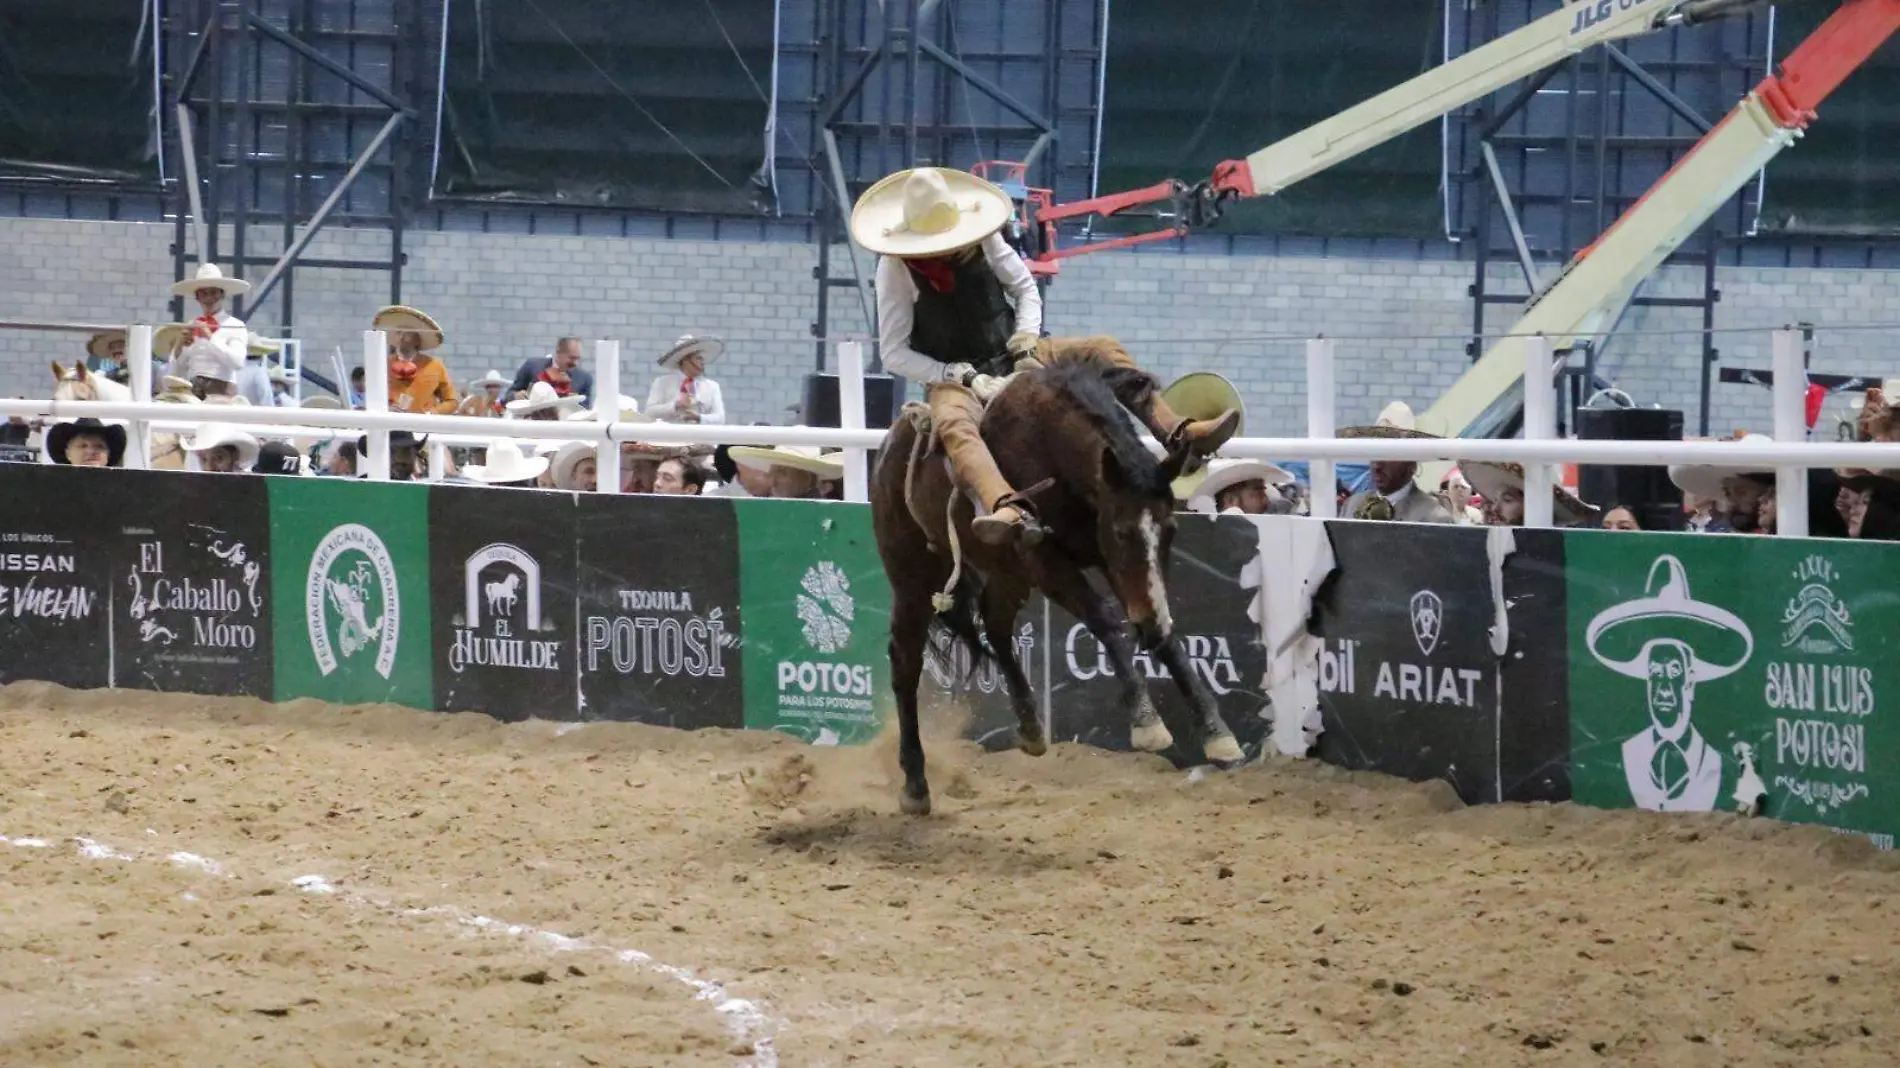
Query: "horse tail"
932 571 993 685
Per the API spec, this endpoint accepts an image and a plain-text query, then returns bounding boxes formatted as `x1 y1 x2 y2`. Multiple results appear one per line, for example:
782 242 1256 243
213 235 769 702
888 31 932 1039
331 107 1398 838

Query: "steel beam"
248 110 407 311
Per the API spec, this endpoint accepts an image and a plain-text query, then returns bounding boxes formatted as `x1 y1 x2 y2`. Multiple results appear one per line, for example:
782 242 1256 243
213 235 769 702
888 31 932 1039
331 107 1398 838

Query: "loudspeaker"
1577 406 1686 531
801 373 898 429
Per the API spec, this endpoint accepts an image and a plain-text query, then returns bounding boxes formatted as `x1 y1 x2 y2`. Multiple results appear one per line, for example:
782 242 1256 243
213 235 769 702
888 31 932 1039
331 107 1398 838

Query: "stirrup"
987 490 1047 547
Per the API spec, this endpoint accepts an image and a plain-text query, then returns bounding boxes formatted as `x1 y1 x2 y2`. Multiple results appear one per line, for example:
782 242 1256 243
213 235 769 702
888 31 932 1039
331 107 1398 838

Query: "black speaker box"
1576 406 1686 531
801 372 898 429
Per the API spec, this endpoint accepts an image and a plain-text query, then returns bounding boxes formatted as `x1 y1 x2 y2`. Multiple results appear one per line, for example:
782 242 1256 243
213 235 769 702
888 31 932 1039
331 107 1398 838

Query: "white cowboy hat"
300 394 344 410
86 330 126 360
1173 457 1293 506
729 443 845 480
658 334 725 371
184 423 261 468
1458 459 1600 525
552 441 599 490
372 305 444 351
462 440 550 485
1585 555 1752 683
268 364 293 385
505 380 586 417
1666 433 1775 499
561 395 650 424
1339 400 1442 440
849 167 1013 258
469 369 507 393
172 263 250 298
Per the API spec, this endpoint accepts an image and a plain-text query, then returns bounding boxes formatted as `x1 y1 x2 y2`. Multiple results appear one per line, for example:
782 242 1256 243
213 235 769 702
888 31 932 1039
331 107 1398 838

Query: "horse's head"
1088 414 1195 651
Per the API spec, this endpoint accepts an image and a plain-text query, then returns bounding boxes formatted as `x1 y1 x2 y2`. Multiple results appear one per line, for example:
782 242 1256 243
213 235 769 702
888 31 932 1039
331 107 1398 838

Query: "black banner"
1047 514 1270 765
577 495 743 730
1497 529 1570 804
110 470 273 697
0 465 111 690
0 0 159 183
435 0 776 214
921 601 1049 752
1313 521 1502 804
428 484 580 722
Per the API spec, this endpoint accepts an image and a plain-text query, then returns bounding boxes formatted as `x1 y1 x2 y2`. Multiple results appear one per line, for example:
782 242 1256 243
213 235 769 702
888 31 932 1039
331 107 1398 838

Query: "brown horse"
872 356 1245 816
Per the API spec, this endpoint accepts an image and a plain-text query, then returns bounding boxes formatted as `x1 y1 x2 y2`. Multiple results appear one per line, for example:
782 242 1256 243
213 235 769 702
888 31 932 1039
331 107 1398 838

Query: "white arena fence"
5 325 1900 539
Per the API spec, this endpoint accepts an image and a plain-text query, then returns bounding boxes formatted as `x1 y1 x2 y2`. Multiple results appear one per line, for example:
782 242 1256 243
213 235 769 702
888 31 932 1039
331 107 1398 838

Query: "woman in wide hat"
647 334 728 425
850 167 1237 546
374 305 459 415
168 263 251 400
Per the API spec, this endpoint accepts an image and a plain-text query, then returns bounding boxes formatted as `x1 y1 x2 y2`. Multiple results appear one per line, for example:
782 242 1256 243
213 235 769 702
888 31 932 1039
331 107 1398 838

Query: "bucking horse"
872 342 1244 816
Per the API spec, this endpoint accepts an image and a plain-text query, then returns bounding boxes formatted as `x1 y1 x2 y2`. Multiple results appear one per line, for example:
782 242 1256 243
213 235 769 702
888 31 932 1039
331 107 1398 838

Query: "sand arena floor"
2 680 1898 1067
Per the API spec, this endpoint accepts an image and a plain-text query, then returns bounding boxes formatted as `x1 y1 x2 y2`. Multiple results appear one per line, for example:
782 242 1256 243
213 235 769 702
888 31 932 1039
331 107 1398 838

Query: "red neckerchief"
907 256 957 294
390 356 419 383
538 369 574 396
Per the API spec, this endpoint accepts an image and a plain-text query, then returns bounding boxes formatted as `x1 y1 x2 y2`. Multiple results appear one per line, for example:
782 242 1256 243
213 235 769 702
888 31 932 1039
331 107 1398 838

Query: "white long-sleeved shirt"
876 232 1042 384
646 372 727 425
167 312 248 384
235 360 275 407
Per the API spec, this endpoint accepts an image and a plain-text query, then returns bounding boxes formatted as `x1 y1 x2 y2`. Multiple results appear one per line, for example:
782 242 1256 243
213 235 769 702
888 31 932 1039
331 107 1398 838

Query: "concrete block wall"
1 217 1894 436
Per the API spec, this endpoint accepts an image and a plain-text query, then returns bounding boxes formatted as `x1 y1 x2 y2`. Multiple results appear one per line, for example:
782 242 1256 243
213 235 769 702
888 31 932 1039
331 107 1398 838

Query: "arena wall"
0 217 1894 433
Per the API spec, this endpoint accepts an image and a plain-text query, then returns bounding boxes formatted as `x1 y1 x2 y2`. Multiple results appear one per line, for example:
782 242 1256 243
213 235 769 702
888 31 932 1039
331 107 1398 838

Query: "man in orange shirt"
373 305 458 414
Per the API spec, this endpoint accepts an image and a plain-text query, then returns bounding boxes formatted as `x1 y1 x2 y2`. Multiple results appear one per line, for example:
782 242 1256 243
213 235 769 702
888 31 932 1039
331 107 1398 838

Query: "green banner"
1566 532 1900 849
268 479 434 708
735 501 892 745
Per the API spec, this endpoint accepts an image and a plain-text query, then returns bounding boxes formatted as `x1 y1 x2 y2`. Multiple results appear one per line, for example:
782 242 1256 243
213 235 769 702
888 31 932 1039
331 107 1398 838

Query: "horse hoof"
1130 722 1174 753
900 790 933 817
1203 734 1245 765
1015 728 1048 758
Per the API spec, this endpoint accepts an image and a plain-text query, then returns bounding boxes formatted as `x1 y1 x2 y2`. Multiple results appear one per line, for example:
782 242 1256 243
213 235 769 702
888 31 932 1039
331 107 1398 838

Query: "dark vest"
906 254 1016 375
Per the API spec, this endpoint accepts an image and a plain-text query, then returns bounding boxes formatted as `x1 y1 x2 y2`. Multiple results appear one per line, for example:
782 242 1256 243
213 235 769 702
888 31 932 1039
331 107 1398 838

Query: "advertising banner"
1313 521 1503 804
735 501 893 745
268 478 433 709
577 495 744 730
921 604 1049 752
1566 533 1900 849
0 465 111 690
1497 529 1571 803
1045 514 1270 765
110 470 273 697
429 485 579 722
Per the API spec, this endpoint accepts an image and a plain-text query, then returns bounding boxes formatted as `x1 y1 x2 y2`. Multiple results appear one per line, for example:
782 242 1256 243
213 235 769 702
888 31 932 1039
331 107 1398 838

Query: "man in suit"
1339 401 1454 524
509 336 595 405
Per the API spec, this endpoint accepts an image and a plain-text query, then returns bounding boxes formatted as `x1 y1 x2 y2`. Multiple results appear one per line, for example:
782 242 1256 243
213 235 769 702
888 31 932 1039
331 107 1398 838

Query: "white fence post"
838 340 869 503
594 339 622 495
1305 337 1336 519
363 330 389 481
1771 327 1810 538
1522 334 1556 528
127 324 153 471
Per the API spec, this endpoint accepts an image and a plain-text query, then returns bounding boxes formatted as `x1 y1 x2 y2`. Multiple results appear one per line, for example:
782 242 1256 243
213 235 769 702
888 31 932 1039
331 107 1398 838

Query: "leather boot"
929 385 1034 546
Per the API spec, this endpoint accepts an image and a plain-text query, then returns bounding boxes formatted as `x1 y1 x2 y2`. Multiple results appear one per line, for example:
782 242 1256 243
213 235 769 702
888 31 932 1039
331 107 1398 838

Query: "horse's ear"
74 363 91 382
49 361 64 380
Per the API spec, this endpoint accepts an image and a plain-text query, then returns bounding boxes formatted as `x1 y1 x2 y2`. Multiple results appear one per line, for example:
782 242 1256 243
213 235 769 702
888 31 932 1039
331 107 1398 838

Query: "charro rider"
851 166 1239 546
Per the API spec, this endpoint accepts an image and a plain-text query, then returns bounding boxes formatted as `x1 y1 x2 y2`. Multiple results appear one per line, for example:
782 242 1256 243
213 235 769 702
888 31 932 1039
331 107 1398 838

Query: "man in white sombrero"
1668 432 1775 534
461 439 550 488
1458 459 1600 527
851 167 1238 546
647 335 727 425
728 444 844 500
168 263 251 400
459 369 509 416
505 380 587 421
1585 555 1752 812
184 423 262 474
1337 401 1453 524
1174 458 1294 516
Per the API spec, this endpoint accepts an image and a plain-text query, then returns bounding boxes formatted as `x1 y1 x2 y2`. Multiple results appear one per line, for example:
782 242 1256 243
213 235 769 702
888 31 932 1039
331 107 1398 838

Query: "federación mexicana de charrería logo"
306 523 400 679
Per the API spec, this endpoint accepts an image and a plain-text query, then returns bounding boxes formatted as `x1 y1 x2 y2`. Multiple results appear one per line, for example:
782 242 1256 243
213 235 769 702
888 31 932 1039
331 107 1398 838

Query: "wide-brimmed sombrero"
462 440 548 485
849 167 1013 259
247 334 282 357
86 330 126 360
1338 400 1441 440
372 305 444 351
658 334 725 371
1172 457 1292 506
185 423 261 468
1161 373 1245 439
1459 460 1600 525
470 369 507 393
729 443 844 480
1667 433 1775 499
172 263 249 298
552 441 598 490
505 380 586 417
1585 555 1752 683
300 394 344 410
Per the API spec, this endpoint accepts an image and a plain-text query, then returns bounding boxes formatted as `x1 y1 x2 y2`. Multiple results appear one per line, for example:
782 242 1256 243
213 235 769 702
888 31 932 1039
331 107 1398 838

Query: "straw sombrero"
372 305 444 351
247 334 282 357
552 441 599 490
185 423 261 468
849 167 1013 258
172 263 249 298
658 334 726 371
86 330 126 361
1161 373 1245 439
1339 401 1441 440
151 324 191 356
300 394 344 410
462 440 549 485
1666 433 1775 499
729 444 845 480
505 380 586 417
1459 460 1600 525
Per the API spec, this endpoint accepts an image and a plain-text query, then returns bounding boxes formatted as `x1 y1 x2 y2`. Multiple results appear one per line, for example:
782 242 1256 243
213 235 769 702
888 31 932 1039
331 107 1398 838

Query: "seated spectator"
324 439 358 477
654 456 707 496
727 444 844 500
461 439 548 489
352 430 426 481
1179 459 1293 516
254 441 305 476
460 370 508 416
1667 434 1774 533
510 336 594 405
1599 504 1642 531
552 441 597 492
1460 460 1599 527
185 424 261 473
376 306 458 415
46 418 126 469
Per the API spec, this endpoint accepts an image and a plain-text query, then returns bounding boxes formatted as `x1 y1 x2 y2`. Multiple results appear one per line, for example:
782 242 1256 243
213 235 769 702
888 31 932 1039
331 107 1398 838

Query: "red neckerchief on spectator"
537 369 573 396
390 356 419 383
907 256 957 294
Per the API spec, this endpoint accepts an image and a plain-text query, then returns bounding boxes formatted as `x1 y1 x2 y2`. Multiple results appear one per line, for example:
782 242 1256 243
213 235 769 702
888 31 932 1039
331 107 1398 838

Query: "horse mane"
1037 360 1170 499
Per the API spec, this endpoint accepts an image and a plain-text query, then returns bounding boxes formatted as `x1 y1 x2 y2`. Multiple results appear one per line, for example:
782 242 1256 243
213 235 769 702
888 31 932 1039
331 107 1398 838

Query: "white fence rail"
0 325 1889 537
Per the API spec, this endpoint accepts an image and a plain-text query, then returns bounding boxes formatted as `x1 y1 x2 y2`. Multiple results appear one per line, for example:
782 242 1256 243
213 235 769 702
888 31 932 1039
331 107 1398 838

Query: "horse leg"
978 575 1044 757
889 581 937 816
1146 636 1245 766
1029 555 1174 754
